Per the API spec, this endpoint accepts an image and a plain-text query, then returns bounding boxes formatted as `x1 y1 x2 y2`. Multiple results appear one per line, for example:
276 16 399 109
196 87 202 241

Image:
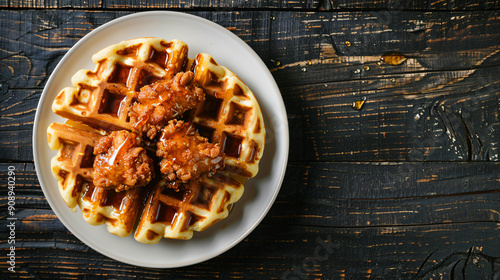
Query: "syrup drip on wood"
352 97 367 110
381 52 407 65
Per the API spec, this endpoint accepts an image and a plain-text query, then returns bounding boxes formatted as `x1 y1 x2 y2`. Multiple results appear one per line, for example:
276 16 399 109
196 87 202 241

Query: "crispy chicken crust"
130 71 204 139
156 120 224 185
93 130 154 192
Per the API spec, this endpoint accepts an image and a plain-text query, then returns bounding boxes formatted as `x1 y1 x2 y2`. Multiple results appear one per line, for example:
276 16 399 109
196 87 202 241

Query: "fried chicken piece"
130 71 204 139
93 130 154 192
156 120 224 185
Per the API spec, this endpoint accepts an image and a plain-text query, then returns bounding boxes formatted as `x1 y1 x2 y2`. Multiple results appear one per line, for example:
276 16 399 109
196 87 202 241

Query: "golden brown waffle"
188 53 266 178
134 54 265 243
134 173 244 242
48 38 266 243
47 122 145 237
52 38 188 131
47 121 103 209
79 179 145 237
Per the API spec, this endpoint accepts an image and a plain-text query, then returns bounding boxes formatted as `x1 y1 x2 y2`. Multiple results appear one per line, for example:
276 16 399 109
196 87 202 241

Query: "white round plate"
33 11 289 268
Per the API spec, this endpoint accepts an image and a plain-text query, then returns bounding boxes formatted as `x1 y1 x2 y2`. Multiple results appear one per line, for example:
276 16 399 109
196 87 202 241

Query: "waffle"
48 121 103 210
47 122 145 237
47 38 266 243
135 173 244 242
133 54 266 242
52 38 189 131
188 53 266 178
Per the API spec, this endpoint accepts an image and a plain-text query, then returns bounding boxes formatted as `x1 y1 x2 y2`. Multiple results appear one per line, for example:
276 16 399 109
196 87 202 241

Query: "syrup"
136 70 162 91
61 142 76 160
106 134 131 166
99 90 126 117
116 45 140 57
83 183 96 202
232 84 245 96
79 145 95 168
222 133 243 159
147 48 168 68
153 203 178 225
108 64 131 84
226 103 249 125
187 212 204 226
194 184 216 209
381 52 407 65
199 94 222 120
101 188 125 209
352 97 367 110
194 124 215 141
247 140 259 163
190 57 199 72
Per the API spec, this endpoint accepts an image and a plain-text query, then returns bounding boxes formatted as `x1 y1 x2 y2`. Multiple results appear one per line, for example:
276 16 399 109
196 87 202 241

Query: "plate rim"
33 10 289 268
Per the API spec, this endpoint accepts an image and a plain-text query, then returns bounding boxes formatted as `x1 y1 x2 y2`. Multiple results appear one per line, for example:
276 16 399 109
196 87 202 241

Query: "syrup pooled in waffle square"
47 121 145 237
188 53 266 178
134 173 244 243
52 38 188 131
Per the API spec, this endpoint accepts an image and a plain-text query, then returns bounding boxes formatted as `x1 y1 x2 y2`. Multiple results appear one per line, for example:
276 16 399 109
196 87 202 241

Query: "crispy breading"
156 120 224 185
130 71 204 139
93 130 153 191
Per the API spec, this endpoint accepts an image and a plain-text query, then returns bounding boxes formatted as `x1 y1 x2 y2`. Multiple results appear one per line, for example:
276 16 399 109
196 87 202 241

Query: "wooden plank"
0 130 32 162
59 0 102 8
3 0 58 8
2 64 498 162
0 163 498 278
0 220 498 279
2 0 320 10
0 10 271 89
0 89 38 132
2 162 499 228
104 0 319 9
284 66 500 162
269 161 500 227
321 0 500 10
3 0 499 10
3 0 100 8
269 11 500 87
2 10 499 89
1 11 498 162
0 10 104 88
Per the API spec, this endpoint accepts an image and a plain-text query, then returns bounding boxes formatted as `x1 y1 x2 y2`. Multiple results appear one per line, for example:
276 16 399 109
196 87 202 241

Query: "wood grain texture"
2 71 498 162
1 10 499 162
2 11 500 89
0 163 499 279
2 162 499 227
321 0 500 11
268 11 500 87
4 0 500 10
284 65 500 162
0 10 272 89
2 0 320 9
1 2 499 279
0 221 499 279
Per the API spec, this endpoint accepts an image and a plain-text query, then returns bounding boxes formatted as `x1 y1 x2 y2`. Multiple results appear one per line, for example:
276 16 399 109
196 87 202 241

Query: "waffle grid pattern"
52 38 188 131
48 38 265 243
135 173 244 242
48 122 144 237
190 53 266 178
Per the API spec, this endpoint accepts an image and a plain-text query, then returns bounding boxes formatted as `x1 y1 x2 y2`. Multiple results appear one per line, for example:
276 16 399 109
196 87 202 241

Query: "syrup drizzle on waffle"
48 38 265 243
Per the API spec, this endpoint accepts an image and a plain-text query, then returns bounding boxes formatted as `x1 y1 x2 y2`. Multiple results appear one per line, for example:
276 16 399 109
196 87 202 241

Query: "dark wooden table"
1 1 499 279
